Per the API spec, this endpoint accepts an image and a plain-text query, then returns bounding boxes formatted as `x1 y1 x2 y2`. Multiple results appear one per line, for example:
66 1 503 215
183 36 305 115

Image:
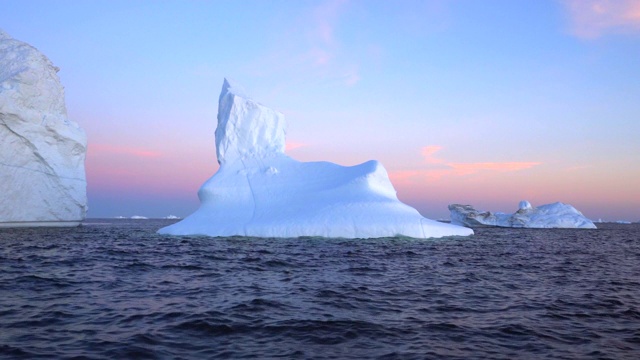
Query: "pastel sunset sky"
2 0 639 221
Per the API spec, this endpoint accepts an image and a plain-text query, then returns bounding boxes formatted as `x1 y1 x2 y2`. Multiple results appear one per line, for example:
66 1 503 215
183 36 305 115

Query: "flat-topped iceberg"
449 201 597 229
159 79 472 238
0 30 87 227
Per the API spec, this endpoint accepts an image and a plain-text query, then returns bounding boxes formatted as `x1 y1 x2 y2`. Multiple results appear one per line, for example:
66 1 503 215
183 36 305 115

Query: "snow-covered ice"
448 201 597 229
159 79 473 238
0 30 87 227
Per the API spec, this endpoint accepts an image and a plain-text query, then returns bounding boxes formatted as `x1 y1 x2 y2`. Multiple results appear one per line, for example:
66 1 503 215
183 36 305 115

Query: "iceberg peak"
518 200 532 211
219 77 248 102
215 78 286 164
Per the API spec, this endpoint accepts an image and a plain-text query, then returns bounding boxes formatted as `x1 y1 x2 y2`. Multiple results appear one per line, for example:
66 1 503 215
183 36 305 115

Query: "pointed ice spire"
219 77 248 104
215 78 286 164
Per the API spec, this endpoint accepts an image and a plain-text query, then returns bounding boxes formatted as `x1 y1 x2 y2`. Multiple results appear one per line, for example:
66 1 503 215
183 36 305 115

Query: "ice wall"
0 30 87 227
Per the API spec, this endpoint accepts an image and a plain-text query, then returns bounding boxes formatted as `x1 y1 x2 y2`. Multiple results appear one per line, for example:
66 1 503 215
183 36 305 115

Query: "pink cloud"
391 145 541 184
421 145 445 164
389 169 452 183
562 0 640 38
89 144 161 158
448 162 542 176
243 0 360 87
286 141 308 151
313 0 348 45
304 47 333 67
565 164 593 171
341 68 360 86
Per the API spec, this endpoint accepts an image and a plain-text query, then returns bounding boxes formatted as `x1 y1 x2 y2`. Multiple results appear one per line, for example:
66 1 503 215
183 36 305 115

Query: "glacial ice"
0 29 87 227
159 79 473 238
448 201 597 229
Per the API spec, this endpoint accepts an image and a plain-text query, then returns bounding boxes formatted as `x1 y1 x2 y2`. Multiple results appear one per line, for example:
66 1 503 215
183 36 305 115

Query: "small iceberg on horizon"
158 78 472 239
130 215 148 220
449 201 596 229
615 220 632 224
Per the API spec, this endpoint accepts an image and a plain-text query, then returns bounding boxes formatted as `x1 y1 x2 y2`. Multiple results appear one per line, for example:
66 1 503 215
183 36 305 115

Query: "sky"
1 0 639 221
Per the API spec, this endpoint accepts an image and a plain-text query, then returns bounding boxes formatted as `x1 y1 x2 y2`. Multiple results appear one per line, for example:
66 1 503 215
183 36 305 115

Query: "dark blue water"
1 220 639 359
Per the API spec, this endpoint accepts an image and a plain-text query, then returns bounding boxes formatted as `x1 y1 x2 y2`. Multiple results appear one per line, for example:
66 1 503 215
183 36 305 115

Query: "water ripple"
0 220 639 359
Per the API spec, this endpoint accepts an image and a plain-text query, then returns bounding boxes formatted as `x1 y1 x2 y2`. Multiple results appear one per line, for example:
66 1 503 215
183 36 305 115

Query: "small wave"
172 320 235 335
160 264 205 271
263 259 292 267
0 345 33 357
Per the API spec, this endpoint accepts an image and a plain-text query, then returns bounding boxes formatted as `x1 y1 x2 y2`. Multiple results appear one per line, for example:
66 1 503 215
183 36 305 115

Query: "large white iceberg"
448 201 597 229
0 30 87 227
159 79 472 238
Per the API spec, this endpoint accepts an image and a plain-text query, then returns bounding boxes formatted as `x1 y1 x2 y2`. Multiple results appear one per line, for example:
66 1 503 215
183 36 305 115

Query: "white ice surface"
159 79 472 238
0 29 87 226
449 201 597 229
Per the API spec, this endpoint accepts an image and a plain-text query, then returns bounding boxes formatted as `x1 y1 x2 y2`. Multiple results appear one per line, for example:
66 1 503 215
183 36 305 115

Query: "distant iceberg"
130 216 148 220
449 201 596 229
164 215 180 219
158 79 472 239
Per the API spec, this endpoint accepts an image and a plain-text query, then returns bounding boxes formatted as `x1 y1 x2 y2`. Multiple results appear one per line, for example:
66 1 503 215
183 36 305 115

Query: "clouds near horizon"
391 145 541 183
89 144 162 158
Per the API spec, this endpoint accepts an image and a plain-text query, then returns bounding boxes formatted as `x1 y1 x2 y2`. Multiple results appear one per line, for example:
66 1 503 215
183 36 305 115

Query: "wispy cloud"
308 0 360 86
285 141 307 151
312 0 348 46
389 169 451 183
344 72 360 86
421 145 445 164
89 144 162 158
562 0 640 38
447 161 542 176
391 145 541 184
243 0 360 87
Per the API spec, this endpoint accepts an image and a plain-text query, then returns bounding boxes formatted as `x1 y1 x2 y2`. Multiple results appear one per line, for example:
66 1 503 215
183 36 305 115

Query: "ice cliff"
448 201 597 229
159 79 473 238
0 30 87 227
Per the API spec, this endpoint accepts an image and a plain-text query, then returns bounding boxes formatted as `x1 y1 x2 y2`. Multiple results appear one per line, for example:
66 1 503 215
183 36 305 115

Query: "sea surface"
1 219 639 359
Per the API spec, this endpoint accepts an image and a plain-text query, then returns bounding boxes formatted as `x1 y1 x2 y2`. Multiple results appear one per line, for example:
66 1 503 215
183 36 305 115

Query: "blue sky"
1 0 639 220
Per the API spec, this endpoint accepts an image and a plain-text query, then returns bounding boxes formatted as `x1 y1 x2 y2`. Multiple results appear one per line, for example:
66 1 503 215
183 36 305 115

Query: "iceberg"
159 79 472 238
448 201 597 229
0 30 87 227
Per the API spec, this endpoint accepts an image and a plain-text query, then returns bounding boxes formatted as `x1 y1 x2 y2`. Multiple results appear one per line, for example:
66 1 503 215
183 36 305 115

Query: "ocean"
1 219 639 359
